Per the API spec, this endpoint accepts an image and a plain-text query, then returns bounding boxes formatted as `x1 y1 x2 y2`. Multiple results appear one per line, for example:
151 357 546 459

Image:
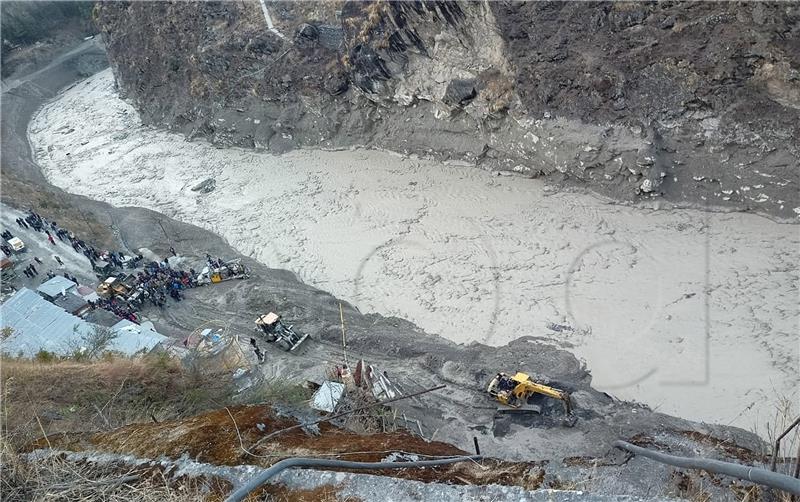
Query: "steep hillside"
1 1 95 78
1 359 778 501
94 0 800 217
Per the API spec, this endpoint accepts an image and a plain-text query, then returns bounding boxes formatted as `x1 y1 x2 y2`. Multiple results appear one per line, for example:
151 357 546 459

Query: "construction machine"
487 372 575 423
98 274 137 296
97 276 127 298
255 312 309 352
196 259 249 285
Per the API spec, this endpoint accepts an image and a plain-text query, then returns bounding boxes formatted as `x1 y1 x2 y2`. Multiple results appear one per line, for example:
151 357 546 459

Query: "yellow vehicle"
196 259 250 285
487 371 573 418
96 275 133 298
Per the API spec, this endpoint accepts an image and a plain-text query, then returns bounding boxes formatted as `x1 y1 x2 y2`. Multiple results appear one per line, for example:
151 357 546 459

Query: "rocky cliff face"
95 1 799 218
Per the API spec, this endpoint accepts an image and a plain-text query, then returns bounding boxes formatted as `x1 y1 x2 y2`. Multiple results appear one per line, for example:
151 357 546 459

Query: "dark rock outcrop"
94 1 800 218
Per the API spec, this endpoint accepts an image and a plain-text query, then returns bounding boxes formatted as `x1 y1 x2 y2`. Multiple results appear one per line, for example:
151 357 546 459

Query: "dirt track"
0 38 779 499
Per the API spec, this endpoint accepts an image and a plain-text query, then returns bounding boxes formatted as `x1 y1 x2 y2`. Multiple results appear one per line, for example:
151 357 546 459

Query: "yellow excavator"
487 371 574 422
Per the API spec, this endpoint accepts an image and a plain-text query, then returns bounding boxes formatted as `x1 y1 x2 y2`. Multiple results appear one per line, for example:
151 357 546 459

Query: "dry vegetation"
0 354 237 500
762 396 800 478
1 354 234 450
0 448 232 502
0 354 367 501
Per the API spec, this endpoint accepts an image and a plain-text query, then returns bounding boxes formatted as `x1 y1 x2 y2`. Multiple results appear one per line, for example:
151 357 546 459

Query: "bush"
34 350 57 363
238 379 312 406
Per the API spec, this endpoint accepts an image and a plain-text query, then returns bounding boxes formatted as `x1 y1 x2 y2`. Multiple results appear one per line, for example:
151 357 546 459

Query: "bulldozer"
487 371 575 423
255 312 309 352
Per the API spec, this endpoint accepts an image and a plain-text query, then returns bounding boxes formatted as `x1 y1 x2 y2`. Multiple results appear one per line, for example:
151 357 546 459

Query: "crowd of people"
17 210 148 271
138 260 200 305
84 259 197 322
5 210 237 325
91 295 139 323
6 209 249 331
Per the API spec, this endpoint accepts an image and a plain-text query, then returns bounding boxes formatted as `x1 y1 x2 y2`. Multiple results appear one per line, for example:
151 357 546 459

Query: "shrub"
34 350 56 363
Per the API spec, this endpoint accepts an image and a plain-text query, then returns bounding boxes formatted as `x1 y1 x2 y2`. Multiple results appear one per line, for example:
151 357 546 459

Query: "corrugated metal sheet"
36 276 77 299
1 288 168 357
0 288 92 357
109 319 168 355
311 381 346 413
53 293 88 314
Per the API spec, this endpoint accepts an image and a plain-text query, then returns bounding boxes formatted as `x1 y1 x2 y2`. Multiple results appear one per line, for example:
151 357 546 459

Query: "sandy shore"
29 69 798 432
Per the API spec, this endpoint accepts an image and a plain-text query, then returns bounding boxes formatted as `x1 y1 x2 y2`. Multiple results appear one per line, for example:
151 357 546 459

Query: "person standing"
250 338 265 363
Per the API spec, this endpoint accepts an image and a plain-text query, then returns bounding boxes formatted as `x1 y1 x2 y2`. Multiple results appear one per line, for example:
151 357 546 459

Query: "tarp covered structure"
53 293 90 316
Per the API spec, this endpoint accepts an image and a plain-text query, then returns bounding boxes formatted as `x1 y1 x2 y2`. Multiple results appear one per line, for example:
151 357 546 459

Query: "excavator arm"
513 380 572 415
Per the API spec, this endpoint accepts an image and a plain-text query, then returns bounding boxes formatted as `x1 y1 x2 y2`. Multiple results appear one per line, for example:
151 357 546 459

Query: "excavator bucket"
288 333 309 351
496 403 542 414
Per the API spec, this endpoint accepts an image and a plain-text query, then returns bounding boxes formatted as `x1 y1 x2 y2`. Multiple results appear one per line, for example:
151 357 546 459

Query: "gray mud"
0 38 775 500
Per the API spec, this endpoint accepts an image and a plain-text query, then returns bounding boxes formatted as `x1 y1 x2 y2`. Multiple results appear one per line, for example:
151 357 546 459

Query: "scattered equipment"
255 312 309 352
197 259 249 285
487 371 574 421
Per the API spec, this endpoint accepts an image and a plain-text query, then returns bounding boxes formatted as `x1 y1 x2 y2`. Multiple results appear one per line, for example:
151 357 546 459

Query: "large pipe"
614 440 800 495
225 455 482 502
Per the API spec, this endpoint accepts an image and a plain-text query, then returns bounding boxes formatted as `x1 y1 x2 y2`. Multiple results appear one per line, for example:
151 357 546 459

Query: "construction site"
1 2 799 501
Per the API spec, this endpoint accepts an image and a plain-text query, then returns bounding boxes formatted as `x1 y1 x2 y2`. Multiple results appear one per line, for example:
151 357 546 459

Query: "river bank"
27 68 799 432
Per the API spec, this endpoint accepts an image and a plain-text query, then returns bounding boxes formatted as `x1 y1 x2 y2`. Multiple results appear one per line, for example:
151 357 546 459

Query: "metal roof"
0 288 92 357
53 293 89 314
109 319 168 355
83 308 121 327
1 288 168 357
36 276 77 299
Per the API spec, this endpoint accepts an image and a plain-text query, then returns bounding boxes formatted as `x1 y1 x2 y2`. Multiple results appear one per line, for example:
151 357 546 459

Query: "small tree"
1 326 14 341
70 325 118 360
35 349 56 363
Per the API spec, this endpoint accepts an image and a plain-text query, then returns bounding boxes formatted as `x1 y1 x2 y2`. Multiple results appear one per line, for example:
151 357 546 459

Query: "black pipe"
225 455 482 502
614 440 800 495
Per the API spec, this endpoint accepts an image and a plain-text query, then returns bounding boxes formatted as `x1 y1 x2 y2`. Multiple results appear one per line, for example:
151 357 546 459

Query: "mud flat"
30 69 799 433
